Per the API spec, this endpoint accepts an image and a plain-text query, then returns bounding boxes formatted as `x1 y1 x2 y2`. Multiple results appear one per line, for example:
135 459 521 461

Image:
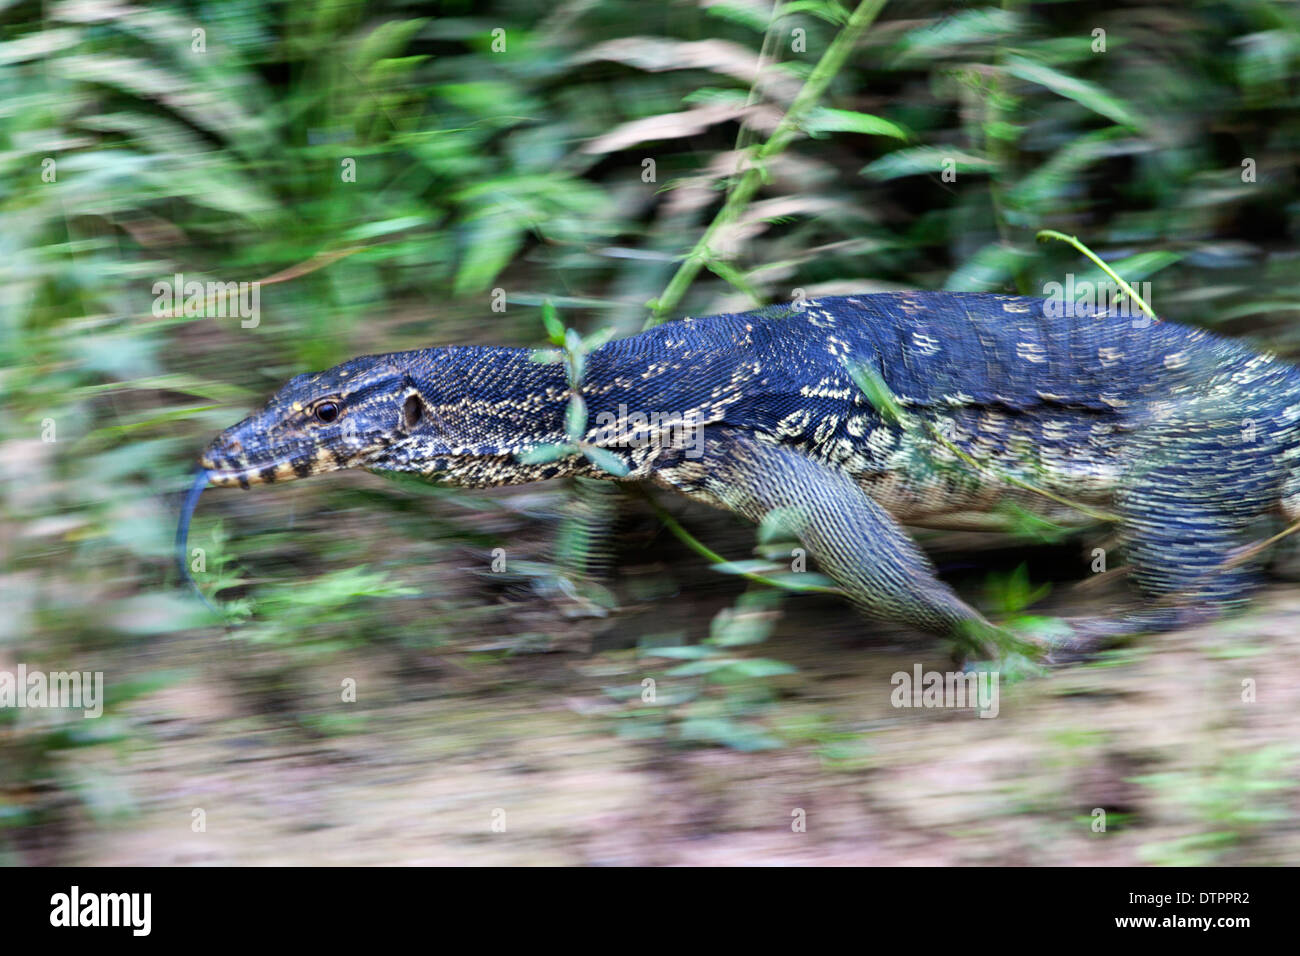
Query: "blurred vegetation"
3 0 1300 863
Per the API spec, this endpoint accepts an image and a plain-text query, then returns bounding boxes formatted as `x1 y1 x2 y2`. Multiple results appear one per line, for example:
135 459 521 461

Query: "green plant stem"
920 418 1119 523
847 359 1119 523
645 0 890 328
729 3 783 162
1036 229 1157 319
639 492 843 596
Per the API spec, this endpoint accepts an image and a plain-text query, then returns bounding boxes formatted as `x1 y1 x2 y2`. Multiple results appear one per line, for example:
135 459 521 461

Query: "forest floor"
44 487 1300 867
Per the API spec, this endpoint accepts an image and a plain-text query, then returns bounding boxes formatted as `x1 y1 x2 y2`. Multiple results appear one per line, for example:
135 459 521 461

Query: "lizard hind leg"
653 428 1027 661
1062 407 1284 655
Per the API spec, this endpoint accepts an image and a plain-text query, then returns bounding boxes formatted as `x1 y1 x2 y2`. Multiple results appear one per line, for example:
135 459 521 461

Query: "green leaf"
860 146 994 181
581 444 630 477
541 300 565 345
946 241 1036 292
0 28 82 65
353 18 429 71
565 393 588 441
712 559 783 576
1003 56 1144 131
564 327 586 356
453 214 524 294
703 0 772 32
343 217 428 241
518 443 575 465
667 659 733 676
1006 127 1129 214
757 506 804 542
761 571 838 592
678 717 781 751
582 326 619 352
893 8 1021 61
641 646 719 660
724 658 798 678
844 359 912 428
806 107 910 140
1069 250 1183 287
776 1 848 26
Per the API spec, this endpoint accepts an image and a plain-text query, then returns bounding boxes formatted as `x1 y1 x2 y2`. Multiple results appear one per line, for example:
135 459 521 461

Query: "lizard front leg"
652 427 1030 662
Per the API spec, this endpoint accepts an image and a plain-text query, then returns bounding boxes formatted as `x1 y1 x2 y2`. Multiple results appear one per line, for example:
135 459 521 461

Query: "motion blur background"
3 0 1300 865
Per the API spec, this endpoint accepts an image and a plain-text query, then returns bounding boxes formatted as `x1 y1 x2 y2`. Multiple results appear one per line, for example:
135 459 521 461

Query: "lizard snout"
199 431 247 472
198 426 291 486
199 425 348 487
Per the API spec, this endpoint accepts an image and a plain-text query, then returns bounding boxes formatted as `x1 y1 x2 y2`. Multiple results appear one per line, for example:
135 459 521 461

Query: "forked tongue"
176 467 218 613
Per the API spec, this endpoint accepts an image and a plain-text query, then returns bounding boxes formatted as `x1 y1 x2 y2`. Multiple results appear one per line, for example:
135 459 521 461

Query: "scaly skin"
195 292 1300 659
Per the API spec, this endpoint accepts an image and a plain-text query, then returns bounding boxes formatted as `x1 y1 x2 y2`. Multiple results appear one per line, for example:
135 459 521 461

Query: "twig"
1036 229 1157 320
638 490 843 596
143 246 367 324
645 0 890 328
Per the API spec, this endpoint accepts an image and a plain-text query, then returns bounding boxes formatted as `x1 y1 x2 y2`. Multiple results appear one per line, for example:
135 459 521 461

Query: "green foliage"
984 563 1052 619
980 563 1073 670
613 590 798 751
844 358 913 427
1133 745 1297 865
4 0 1300 857
521 301 630 476
0 669 186 851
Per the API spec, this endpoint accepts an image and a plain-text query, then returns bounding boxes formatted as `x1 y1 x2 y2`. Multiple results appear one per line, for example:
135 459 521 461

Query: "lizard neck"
383 334 722 486
385 345 581 485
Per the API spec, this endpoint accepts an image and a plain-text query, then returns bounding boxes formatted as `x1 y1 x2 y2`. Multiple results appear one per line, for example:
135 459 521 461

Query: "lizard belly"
838 416 1123 531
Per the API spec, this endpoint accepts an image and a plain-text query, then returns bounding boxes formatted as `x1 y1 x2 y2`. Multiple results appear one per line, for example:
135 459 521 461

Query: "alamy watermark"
1042 275 1155 327
50 886 150 936
891 664 999 718
590 404 705 459
0 664 103 718
152 272 260 328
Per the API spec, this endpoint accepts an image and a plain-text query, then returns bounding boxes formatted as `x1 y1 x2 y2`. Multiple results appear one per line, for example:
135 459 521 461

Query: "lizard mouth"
199 455 344 488
203 463 295 487
198 420 376 485
198 447 344 488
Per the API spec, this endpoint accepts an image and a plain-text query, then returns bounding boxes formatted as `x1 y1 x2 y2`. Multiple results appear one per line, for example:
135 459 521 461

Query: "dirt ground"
54 562 1300 866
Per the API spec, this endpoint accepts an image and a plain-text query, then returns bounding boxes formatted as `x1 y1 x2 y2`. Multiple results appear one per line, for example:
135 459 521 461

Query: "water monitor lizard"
183 291 1300 660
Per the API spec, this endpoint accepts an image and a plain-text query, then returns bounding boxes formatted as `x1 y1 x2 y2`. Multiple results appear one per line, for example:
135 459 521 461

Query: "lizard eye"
403 393 423 429
314 401 340 424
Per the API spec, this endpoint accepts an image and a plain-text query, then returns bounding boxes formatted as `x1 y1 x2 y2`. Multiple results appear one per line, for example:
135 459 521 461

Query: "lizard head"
199 354 429 488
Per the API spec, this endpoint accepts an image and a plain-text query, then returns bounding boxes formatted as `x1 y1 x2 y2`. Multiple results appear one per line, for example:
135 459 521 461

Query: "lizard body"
192 292 1300 657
